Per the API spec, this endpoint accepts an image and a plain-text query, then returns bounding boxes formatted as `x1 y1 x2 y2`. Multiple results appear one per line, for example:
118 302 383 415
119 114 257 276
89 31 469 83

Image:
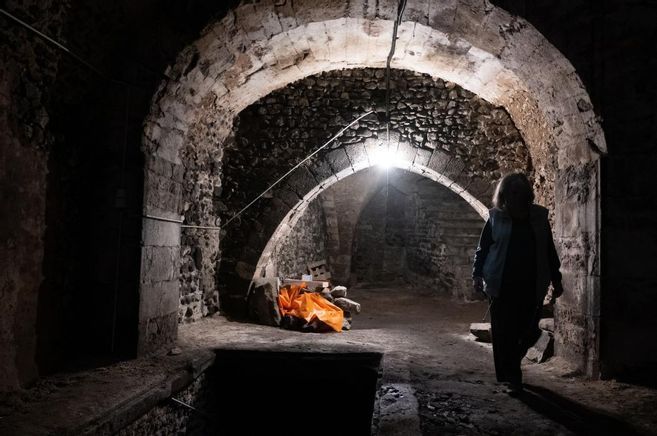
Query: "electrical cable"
170 397 212 421
0 8 150 88
381 0 407 247
142 110 375 230
384 0 408 144
219 0 407 229
220 109 375 228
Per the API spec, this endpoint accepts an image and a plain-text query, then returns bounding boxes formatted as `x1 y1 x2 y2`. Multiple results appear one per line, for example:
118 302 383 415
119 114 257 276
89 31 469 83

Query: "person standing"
472 173 563 394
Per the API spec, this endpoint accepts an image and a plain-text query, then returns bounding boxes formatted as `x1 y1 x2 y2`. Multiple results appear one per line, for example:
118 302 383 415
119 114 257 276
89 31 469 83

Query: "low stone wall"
117 372 212 436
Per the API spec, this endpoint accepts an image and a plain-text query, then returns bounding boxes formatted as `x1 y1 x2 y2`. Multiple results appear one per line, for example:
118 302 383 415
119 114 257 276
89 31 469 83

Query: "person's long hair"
492 173 535 209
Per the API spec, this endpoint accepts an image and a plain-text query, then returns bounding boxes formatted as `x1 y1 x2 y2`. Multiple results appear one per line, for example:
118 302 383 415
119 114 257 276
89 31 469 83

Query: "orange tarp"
278 283 344 332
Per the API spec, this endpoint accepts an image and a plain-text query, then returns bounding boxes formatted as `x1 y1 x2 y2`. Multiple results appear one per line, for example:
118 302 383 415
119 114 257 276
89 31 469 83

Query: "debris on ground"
469 322 492 342
278 282 344 332
330 285 348 298
247 277 282 326
526 330 554 363
307 259 332 281
469 309 556 365
248 261 362 332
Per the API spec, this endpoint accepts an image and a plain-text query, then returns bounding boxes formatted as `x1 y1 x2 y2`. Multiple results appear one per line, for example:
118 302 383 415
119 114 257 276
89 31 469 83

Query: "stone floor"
179 286 657 435
1 286 656 435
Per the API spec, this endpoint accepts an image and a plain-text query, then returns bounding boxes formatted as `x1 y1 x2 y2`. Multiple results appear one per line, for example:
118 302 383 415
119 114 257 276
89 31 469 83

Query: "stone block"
137 311 178 355
396 141 417 165
140 246 179 284
326 148 352 174
362 138 381 167
426 150 451 175
413 148 433 167
155 128 184 165
343 141 369 171
305 156 336 185
247 277 282 326
142 218 181 247
470 322 492 342
525 330 554 363
143 168 183 214
333 297 361 314
273 187 302 209
139 280 180 320
441 155 466 181
539 318 554 332
284 167 318 197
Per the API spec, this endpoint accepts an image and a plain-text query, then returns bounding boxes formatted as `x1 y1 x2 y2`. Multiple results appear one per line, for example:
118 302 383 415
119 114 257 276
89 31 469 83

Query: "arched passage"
140 0 605 376
254 159 488 282
216 68 524 313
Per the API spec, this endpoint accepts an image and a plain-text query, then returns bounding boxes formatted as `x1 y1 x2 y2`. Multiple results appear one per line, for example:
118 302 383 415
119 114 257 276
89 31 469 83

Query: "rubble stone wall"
317 169 386 285
273 199 329 279
404 178 484 299
351 170 483 298
0 0 68 390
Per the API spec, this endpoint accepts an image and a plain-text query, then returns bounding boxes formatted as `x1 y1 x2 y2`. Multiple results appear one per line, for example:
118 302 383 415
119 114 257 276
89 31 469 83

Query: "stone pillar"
553 158 601 377
138 154 183 354
0 131 45 390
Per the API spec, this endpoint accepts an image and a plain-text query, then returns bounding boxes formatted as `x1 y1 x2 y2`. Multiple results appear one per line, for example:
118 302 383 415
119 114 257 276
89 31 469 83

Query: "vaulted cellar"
1 0 657 434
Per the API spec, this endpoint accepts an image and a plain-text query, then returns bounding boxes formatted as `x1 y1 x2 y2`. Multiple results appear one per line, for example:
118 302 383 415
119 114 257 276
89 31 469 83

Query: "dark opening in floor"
185 350 382 435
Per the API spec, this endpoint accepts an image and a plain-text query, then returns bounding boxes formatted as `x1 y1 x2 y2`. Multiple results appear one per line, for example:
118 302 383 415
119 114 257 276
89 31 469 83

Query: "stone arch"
140 0 604 376
254 158 489 279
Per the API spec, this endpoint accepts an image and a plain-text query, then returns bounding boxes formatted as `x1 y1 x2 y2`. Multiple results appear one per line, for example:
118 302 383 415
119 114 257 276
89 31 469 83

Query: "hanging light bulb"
374 142 397 169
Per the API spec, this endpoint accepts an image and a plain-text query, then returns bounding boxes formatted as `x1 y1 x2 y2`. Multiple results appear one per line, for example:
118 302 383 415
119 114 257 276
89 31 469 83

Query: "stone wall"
0 0 243 384
5 0 652 385
318 169 385 285
0 0 67 390
117 372 212 436
272 199 329 279
493 0 657 380
144 0 605 377
351 170 484 298
405 178 484 299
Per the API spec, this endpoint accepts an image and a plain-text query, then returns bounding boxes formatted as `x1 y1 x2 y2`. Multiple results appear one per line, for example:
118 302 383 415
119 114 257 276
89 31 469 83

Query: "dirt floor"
1 285 656 435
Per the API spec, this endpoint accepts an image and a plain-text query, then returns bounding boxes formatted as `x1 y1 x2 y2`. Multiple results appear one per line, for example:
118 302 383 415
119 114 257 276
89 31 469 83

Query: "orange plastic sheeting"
278 283 344 332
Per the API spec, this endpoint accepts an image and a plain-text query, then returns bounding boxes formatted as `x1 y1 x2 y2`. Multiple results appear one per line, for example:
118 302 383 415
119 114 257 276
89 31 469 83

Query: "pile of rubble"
246 260 362 332
469 308 555 363
317 285 361 331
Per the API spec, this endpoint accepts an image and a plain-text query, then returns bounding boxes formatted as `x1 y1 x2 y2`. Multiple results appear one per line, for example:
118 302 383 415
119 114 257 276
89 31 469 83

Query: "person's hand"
548 282 564 304
473 277 484 295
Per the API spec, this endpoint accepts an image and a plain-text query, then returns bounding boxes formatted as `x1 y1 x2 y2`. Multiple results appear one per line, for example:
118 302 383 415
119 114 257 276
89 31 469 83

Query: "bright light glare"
375 146 397 169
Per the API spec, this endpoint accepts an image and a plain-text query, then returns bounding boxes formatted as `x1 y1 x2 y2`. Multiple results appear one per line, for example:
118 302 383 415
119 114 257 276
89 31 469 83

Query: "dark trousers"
490 293 541 384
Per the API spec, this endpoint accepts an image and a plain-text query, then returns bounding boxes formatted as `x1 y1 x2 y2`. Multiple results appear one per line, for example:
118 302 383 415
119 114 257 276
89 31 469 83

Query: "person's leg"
506 297 538 388
504 296 529 387
491 298 516 383
519 303 542 358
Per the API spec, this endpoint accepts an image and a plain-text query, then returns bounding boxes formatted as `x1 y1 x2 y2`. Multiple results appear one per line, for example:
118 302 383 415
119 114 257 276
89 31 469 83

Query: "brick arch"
140 0 605 376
